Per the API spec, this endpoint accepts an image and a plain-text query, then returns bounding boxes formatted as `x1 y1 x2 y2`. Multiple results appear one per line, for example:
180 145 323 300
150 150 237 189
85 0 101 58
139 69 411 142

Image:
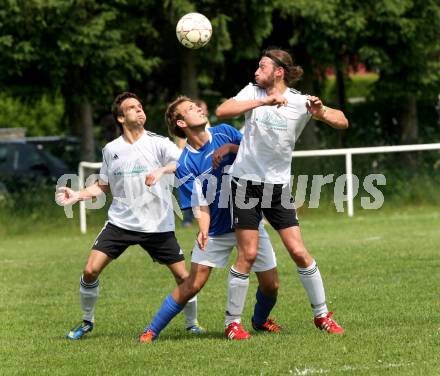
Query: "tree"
359 0 440 146
155 0 274 99
0 0 160 160
267 0 440 151
268 0 367 148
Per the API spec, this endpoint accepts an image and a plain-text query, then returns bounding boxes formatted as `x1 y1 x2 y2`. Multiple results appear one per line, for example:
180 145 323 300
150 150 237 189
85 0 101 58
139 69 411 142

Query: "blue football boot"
66 320 94 340
186 322 206 334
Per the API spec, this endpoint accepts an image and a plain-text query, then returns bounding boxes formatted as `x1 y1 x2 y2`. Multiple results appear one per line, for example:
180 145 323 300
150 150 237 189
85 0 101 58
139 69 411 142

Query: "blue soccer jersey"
176 124 242 236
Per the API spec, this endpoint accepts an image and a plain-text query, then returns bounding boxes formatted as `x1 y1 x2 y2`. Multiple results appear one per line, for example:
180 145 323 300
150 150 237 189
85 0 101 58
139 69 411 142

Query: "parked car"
26 136 101 170
0 140 72 192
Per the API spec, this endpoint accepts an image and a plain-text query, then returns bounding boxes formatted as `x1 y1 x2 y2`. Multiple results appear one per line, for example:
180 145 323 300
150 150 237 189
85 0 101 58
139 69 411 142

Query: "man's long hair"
262 47 303 86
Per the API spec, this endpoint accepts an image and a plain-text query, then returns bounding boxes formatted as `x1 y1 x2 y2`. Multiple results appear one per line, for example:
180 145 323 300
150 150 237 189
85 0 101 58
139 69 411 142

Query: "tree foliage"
359 0 440 99
0 0 439 156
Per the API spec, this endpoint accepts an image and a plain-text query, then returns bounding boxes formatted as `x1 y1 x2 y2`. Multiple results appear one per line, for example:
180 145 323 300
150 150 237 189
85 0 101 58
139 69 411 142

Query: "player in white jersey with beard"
56 92 203 340
216 48 349 334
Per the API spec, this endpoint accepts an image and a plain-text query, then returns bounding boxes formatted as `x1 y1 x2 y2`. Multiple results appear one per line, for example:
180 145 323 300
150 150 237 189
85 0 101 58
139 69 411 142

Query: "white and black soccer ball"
176 13 212 49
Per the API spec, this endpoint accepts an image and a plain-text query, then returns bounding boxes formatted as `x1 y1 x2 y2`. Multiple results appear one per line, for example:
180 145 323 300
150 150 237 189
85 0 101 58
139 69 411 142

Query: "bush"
0 93 64 136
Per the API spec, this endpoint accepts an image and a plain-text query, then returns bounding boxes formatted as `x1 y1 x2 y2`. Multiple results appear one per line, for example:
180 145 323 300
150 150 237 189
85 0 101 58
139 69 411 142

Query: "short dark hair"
111 92 142 132
194 98 207 108
165 96 192 139
262 47 303 86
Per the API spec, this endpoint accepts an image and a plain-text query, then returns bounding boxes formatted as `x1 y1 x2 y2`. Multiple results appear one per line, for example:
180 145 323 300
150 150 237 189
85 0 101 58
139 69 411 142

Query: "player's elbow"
216 100 235 119
340 117 349 129
335 112 349 129
215 106 227 119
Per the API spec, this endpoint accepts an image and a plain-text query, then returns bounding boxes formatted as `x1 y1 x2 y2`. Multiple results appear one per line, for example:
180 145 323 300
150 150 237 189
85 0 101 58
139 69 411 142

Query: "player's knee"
243 249 258 265
260 279 279 296
175 273 189 285
291 252 310 266
180 279 203 299
83 266 100 282
269 278 280 293
287 241 308 260
188 280 204 295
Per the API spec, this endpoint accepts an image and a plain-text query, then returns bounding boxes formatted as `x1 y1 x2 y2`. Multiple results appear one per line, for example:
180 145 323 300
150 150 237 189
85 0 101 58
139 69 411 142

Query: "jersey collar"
185 129 212 154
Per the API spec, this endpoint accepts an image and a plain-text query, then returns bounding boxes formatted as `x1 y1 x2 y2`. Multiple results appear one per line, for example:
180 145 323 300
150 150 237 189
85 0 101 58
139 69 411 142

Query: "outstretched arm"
55 181 108 206
307 96 349 129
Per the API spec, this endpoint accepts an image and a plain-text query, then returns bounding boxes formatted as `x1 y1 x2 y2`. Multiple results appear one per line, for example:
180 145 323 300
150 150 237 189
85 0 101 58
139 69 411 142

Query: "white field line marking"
290 361 415 375
364 236 383 241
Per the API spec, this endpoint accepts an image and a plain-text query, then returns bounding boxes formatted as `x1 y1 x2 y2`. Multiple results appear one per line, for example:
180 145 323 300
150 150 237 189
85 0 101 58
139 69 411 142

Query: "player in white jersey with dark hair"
216 47 349 334
56 92 203 340
139 96 281 343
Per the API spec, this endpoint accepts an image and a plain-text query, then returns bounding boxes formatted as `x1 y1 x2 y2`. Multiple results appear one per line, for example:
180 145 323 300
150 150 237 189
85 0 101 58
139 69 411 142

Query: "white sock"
225 266 250 327
80 275 99 323
182 295 198 328
297 260 328 317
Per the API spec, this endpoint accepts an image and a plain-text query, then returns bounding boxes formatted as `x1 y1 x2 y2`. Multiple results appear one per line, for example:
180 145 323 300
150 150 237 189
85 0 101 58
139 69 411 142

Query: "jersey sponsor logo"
113 164 149 176
256 110 288 131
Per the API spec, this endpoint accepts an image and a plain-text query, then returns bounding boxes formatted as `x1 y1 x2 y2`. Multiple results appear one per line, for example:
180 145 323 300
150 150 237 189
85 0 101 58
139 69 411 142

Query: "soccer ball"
176 13 212 49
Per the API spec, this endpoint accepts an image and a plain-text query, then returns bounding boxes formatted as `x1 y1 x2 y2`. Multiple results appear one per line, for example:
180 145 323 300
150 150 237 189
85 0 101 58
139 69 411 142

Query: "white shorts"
191 226 277 272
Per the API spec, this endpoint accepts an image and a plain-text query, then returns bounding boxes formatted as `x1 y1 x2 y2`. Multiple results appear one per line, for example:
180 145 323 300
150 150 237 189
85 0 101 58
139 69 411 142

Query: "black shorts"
92 222 184 265
231 177 299 230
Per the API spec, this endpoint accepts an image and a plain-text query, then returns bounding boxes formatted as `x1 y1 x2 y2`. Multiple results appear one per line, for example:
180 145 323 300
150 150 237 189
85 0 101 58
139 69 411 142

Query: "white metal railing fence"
77 143 440 233
293 143 440 218
78 162 102 234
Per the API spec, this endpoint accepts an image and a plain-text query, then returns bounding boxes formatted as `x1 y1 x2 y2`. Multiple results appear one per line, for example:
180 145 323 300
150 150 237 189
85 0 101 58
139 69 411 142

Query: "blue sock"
147 295 184 336
252 288 277 326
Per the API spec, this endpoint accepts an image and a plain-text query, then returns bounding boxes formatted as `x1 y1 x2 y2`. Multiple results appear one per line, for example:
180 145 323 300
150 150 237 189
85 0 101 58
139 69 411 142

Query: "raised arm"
216 93 288 119
56 180 108 206
307 96 349 129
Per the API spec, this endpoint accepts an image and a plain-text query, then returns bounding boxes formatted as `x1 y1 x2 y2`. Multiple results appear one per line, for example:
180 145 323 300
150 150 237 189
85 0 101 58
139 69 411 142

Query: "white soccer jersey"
99 131 181 233
230 83 312 184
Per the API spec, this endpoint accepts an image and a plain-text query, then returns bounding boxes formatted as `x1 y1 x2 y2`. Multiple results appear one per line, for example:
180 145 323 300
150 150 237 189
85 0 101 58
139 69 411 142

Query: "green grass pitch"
1 206 439 375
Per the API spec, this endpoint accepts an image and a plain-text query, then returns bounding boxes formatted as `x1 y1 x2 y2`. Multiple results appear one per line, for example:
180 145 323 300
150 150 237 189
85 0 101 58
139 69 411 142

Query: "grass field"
1 205 439 375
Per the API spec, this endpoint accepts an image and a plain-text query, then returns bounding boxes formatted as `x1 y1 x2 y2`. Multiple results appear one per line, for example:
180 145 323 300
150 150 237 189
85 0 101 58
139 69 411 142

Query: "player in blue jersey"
139 96 281 342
